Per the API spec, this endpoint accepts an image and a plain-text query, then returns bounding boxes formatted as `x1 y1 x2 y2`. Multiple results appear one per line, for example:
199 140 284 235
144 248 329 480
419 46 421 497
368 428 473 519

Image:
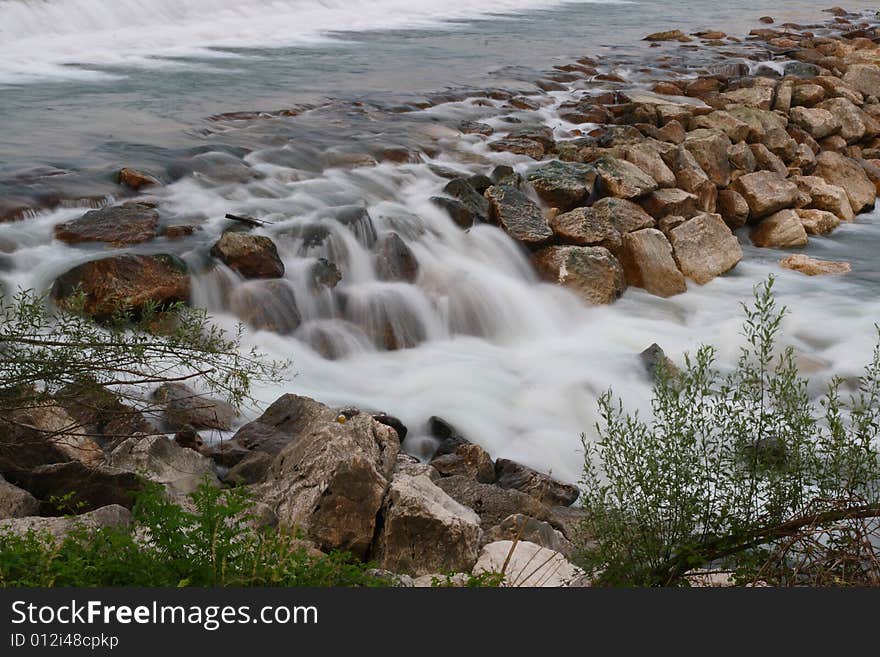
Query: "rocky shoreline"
3 8 880 586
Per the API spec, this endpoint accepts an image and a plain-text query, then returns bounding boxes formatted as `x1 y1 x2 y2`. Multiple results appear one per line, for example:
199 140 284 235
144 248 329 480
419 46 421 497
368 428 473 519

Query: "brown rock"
644 29 686 41
749 143 788 176
719 86 774 110
750 209 809 248
494 458 580 507
623 143 676 188
795 209 841 235
549 207 620 247
618 228 687 297
118 168 159 190
731 171 799 219
789 106 841 139
815 76 864 105
211 232 284 279
153 382 237 431
375 232 419 282
669 213 743 284
532 245 626 305
717 189 750 229
791 84 826 107
842 64 880 98
780 254 851 276
692 111 751 143
640 188 700 219
485 185 553 244
54 204 159 246
430 444 495 484
526 161 597 211
728 142 757 172
683 129 732 187
0 475 39 519
816 97 866 143
488 138 545 160
812 151 876 214
793 175 854 221
51 254 190 321
593 156 659 199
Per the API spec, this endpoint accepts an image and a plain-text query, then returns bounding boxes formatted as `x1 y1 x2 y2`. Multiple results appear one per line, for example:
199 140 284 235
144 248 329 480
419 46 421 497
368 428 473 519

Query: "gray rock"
0 505 132 540
153 382 237 431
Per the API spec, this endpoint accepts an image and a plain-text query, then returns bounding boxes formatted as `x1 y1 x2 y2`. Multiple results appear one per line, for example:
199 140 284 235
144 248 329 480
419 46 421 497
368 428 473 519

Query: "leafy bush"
578 277 880 587
0 482 379 587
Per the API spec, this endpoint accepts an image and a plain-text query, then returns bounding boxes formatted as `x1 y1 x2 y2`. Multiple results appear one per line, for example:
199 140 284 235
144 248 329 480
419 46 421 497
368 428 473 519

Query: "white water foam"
0 0 619 82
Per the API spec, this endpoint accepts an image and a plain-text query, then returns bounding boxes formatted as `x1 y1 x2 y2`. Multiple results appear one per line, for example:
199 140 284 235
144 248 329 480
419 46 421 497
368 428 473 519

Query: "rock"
548 207 619 248
394 453 439 481
54 204 159 246
118 168 159 190
310 258 342 290
526 161 597 211
793 175 854 221
792 142 817 171
473 541 584 587
372 473 482 576
108 435 219 499
224 452 273 486
435 475 554 529
795 209 841 235
726 106 788 143
561 197 656 246
488 138 545 159
815 76 864 106
229 279 302 334
163 225 195 239
813 151 876 214
618 228 687 297
728 142 758 172
640 188 700 219
749 143 788 176
211 231 285 279
780 254 851 276
428 416 471 458
494 458 579 507
51 254 190 321
692 111 750 143
661 145 717 211
437 178 491 226
641 343 680 380
373 414 408 442
720 86 775 110
482 514 573 557
842 64 880 98
173 426 205 453
791 84 826 107
259 401 399 557
789 106 841 139
6 461 144 513
669 213 743 284
0 505 132 540
459 121 494 136
859 158 880 195
593 156 659 199
532 246 626 305
484 185 553 244
430 444 495 483
762 127 798 161
153 382 237 431
622 143 676 188
507 125 555 150
683 129 732 186
0 401 103 470
0 474 39 519
750 209 809 248
731 171 799 219
716 189 750 229
375 232 419 283
644 29 686 42
816 98 867 143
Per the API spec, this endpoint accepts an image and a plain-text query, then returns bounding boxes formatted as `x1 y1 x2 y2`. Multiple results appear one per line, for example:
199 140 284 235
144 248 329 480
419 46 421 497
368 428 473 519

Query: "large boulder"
526 161 596 211
0 475 39 519
484 185 553 244
108 435 220 499
640 188 701 219
796 209 841 236
153 382 237 431
750 209 809 248
211 231 284 279
54 204 159 246
842 64 880 98
668 213 742 284
494 459 579 507
482 514 573 557
259 401 400 557
683 129 732 187
372 473 482 576
731 171 799 219
374 232 419 282
622 143 676 189
716 189 750 229
618 228 687 298
692 111 750 143
593 156 659 199
51 254 190 321
0 505 132 540
815 98 866 144
792 175 854 221
788 106 840 140
532 246 626 305
812 152 876 214
435 475 556 529
660 145 717 211
549 206 619 247
473 541 584 587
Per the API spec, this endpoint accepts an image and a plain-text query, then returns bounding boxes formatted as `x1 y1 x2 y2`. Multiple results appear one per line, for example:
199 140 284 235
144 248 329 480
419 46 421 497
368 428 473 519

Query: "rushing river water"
1 0 878 483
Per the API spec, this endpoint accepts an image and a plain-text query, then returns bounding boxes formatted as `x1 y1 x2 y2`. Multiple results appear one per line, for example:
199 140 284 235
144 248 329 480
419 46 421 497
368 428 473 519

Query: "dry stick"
500 517 529 585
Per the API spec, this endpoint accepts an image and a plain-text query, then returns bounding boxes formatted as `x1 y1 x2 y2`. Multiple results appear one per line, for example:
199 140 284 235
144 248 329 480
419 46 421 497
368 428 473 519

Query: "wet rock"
618 228 687 297
494 458 579 507
484 185 553 244
532 245 626 305
54 204 159 246
641 343 680 380
731 171 799 219
372 414 407 442
108 435 219 499
793 175 854 221
173 426 205 453
211 231 285 279
548 206 621 247
622 143 677 188
482 514 573 557
375 232 419 283
310 258 342 290
0 505 132 540
644 29 686 42
435 177 491 227
435 475 554 529
260 400 399 557
331 205 378 246
153 382 237 431
669 213 743 284
430 444 495 483
51 254 189 321
640 188 700 219
7 462 145 513
489 138 545 159
507 125 556 150
0 474 39 519
813 151 876 214
750 209 809 248
229 280 302 334
428 416 471 457
716 189 750 229
459 121 494 136
795 208 841 235
473 541 584 587
593 156 659 199
118 168 160 190
842 64 880 98
526 161 597 211
372 473 482 576
163 225 195 239
779 254 851 276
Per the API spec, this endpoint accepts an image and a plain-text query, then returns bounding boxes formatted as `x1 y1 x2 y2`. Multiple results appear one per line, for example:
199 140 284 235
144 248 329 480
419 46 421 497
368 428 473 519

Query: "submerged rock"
54 204 159 246
375 232 419 283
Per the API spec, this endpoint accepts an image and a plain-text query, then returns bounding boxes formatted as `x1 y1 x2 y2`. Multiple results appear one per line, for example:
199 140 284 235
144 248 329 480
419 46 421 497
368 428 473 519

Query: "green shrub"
578 277 880 587
0 481 380 587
